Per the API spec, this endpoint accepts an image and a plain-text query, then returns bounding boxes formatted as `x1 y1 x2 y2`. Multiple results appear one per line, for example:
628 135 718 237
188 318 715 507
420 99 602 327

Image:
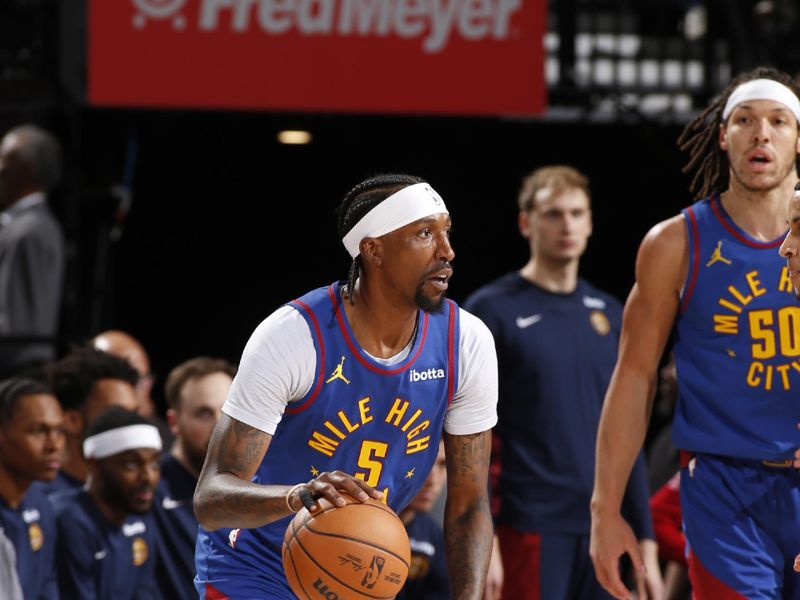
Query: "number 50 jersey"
674 194 798 460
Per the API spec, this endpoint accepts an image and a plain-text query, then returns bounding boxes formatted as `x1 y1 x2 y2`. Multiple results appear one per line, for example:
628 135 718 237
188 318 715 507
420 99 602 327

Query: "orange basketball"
282 493 411 600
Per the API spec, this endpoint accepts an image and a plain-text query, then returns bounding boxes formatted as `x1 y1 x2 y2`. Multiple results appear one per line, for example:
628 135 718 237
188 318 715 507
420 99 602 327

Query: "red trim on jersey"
330 285 429 374
710 194 784 248
446 300 456 405
285 298 326 415
204 584 230 600
681 207 701 313
688 550 747 599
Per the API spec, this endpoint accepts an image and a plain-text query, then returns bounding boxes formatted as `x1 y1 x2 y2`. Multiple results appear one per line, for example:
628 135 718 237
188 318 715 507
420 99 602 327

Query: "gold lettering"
745 271 766 297
713 314 738 334
779 266 795 293
746 362 762 387
407 420 430 440
358 397 373 424
728 285 753 306
406 436 431 454
323 421 346 440
385 398 409 426
765 364 773 391
337 410 359 433
776 364 792 390
401 409 423 432
718 298 743 314
308 431 339 457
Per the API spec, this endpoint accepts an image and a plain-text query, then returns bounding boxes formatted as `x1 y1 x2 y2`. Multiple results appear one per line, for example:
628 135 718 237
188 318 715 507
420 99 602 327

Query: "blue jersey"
40 469 82 499
196 282 459 598
464 274 653 538
153 453 198 600
674 194 799 459
0 483 58 599
397 512 450 600
52 489 157 600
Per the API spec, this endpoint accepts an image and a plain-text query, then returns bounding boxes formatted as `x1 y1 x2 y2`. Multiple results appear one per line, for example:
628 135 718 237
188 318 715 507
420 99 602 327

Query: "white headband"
342 182 448 258
721 79 800 122
83 424 162 460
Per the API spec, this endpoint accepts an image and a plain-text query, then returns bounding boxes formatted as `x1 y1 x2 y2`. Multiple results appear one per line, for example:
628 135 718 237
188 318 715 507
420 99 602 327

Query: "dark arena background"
3 0 800 411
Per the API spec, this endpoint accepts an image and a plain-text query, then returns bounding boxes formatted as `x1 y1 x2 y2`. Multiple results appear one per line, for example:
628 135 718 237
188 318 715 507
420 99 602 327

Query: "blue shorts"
681 453 800 599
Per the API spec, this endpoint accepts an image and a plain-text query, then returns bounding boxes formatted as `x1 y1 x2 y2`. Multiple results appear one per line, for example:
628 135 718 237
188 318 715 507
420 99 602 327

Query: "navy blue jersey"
196 282 459 598
674 195 798 459
464 273 653 537
397 512 450 600
40 469 82 499
0 482 58 599
152 453 198 600
52 489 157 599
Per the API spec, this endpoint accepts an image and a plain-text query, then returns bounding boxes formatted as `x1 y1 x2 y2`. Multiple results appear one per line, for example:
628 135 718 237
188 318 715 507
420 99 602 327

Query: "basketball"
282 493 411 599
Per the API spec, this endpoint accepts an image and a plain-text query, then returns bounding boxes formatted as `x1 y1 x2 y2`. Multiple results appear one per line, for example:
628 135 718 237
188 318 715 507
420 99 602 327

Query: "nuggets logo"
28 523 43 551
589 310 610 336
132 537 149 566
408 553 431 580
131 0 187 29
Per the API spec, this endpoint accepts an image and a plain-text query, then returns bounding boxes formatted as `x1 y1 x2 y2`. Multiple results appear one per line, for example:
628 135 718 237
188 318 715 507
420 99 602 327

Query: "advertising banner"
88 0 546 116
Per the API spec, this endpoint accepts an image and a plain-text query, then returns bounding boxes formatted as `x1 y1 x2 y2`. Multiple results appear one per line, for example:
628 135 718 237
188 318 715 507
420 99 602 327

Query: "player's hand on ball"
288 470 383 512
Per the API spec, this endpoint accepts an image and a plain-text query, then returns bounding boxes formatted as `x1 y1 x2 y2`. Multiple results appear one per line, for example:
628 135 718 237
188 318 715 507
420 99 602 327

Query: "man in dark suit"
0 124 64 377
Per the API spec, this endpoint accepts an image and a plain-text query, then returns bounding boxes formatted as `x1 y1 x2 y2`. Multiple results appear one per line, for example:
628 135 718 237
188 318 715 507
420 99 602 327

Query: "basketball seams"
298 525 411 569
282 494 410 599
287 533 396 600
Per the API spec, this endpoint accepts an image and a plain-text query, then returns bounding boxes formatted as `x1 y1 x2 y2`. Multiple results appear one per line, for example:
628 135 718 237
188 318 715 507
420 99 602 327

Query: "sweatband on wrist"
83 424 162 459
342 182 448 258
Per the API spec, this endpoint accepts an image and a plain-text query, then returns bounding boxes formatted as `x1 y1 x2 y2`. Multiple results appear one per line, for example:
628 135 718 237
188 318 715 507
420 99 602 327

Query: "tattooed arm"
194 413 381 531
442 429 494 600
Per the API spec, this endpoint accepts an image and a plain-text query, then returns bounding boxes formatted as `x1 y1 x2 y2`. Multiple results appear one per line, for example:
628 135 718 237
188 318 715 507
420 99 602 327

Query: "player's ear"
360 238 383 267
719 124 729 151
518 210 531 239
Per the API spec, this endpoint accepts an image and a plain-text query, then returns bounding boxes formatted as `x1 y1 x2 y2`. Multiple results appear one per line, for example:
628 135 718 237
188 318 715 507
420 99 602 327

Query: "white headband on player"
342 182 448 258
83 424 162 460
721 79 800 122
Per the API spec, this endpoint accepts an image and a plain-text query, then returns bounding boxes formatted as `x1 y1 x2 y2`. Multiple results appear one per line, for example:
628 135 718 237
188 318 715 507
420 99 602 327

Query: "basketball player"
52 406 161 599
194 174 498 599
590 66 800 598
153 356 235 600
0 377 64 599
779 182 800 301
464 165 660 599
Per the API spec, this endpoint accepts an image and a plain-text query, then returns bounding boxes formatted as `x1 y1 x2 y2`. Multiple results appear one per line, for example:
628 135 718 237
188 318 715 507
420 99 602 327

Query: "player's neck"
343 285 419 359
721 176 798 241
520 256 579 293
89 484 128 526
0 464 32 509
398 507 417 526
171 439 201 478
60 439 89 483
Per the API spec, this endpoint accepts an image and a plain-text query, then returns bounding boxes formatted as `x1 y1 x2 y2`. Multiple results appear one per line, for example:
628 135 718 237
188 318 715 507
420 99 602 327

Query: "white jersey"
224 305 498 436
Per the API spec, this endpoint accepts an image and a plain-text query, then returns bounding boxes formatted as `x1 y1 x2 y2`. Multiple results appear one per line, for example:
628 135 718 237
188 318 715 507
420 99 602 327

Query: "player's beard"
415 286 445 314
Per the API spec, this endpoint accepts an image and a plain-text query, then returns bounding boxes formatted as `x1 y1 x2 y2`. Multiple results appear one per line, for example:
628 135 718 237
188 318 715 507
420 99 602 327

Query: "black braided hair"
677 66 800 200
336 173 424 304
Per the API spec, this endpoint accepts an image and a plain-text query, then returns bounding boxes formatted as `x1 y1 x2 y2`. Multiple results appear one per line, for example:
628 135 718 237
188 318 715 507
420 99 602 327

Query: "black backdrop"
51 108 691 411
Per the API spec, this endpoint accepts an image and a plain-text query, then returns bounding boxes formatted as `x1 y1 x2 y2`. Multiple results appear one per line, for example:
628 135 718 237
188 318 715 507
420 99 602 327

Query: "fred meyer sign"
88 0 546 116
